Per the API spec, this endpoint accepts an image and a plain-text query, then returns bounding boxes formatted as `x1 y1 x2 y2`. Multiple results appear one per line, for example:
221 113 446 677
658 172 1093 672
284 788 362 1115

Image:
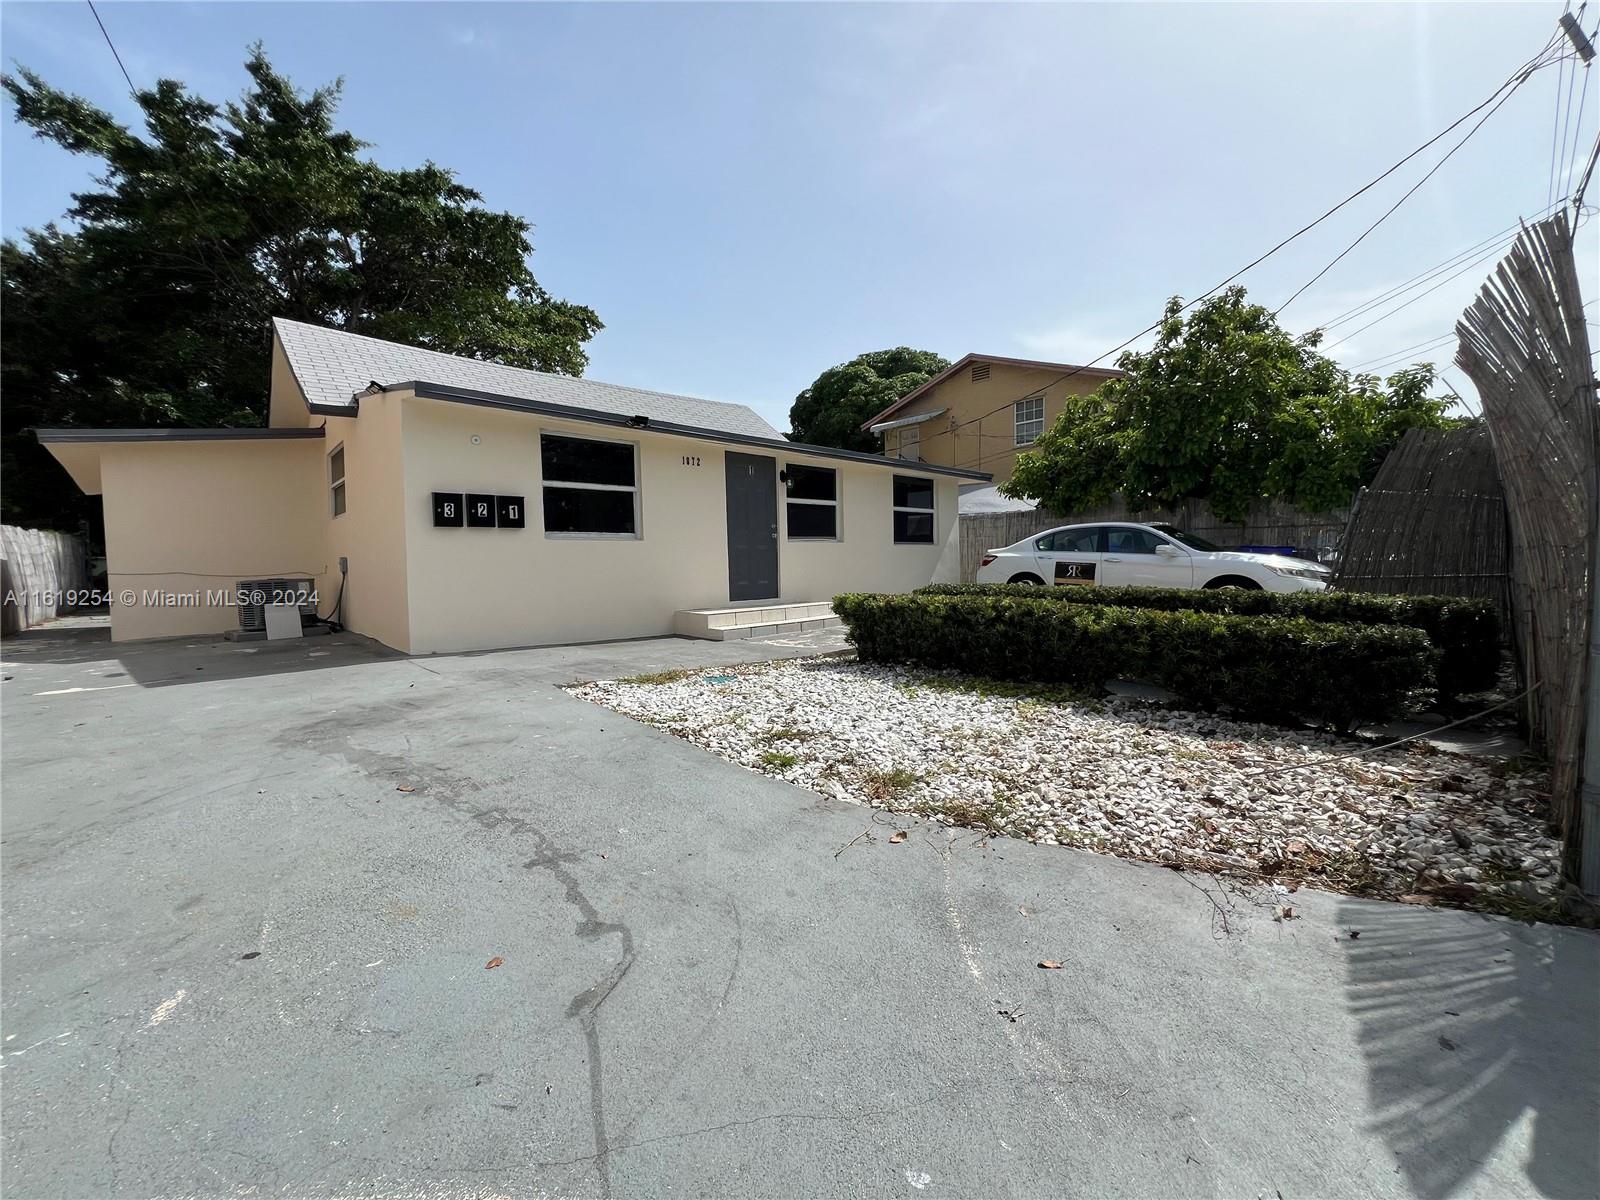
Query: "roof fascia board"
403 381 993 481
34 427 326 444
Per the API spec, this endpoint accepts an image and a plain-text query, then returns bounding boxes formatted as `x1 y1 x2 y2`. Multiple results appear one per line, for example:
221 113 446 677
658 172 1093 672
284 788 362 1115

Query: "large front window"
892 474 935 544
540 433 639 536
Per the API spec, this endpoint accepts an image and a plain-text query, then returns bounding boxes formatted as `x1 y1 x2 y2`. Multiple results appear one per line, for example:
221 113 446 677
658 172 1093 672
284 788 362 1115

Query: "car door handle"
1104 556 1122 563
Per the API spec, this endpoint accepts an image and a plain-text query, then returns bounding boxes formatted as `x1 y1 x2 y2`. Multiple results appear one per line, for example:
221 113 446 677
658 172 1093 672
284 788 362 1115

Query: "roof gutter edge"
400 380 993 481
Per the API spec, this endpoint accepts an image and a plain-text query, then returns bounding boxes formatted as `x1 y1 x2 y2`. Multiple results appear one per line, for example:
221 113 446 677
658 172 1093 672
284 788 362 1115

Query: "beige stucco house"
40 320 987 653
860 353 1122 489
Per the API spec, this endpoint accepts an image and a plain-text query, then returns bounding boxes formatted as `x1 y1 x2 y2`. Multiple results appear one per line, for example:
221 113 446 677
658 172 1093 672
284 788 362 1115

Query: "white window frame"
892 474 936 545
1014 395 1045 446
784 463 841 541
895 424 921 462
539 430 642 540
329 443 347 518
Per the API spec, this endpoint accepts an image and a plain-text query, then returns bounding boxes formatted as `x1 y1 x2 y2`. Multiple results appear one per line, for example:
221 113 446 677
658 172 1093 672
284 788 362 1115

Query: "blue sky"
3 2 1595 429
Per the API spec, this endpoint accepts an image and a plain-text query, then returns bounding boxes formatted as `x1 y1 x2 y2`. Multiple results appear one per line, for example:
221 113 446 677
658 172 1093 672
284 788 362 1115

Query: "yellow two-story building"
860 353 1122 489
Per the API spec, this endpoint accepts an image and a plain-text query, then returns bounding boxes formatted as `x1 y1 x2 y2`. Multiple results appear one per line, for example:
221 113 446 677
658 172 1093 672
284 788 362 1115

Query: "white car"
975 521 1331 592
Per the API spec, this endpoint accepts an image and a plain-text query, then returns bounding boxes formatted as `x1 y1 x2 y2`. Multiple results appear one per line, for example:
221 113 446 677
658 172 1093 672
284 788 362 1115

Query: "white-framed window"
329 443 347 517
892 474 935 544
785 464 839 539
895 424 921 462
540 432 640 537
1015 395 1045 445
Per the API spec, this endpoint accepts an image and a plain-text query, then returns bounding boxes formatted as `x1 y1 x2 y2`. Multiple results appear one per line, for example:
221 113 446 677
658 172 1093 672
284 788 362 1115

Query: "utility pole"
1556 8 1599 896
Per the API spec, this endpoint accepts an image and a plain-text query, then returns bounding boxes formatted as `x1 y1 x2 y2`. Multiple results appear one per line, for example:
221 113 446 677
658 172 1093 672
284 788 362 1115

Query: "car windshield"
1151 524 1222 552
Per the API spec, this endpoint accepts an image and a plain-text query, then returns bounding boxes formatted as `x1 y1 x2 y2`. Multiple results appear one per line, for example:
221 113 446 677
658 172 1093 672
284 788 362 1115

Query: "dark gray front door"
725 452 779 602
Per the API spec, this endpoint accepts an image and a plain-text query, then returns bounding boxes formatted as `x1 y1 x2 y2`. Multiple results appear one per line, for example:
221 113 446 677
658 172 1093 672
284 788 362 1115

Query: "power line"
82 0 265 312
1323 201 1592 355
85 0 136 95
1347 332 1459 373
1274 37 1569 316
1321 234 1533 352
1312 206 1551 333
1556 6 1590 192
1564 48 1595 188
1550 5 1575 207
937 29 1570 472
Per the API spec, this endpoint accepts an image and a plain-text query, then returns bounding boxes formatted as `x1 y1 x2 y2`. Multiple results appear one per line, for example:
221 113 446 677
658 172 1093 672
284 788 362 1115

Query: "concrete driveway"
2 624 1597 1200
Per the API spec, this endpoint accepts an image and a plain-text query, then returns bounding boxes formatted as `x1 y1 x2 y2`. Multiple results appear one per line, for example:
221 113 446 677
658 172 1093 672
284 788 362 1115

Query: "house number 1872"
681 455 702 467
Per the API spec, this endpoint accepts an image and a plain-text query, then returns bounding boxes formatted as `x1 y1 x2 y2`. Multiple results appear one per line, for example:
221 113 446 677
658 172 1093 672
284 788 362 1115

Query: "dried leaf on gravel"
485 956 504 970
1038 960 1063 970
395 784 415 793
888 830 907 844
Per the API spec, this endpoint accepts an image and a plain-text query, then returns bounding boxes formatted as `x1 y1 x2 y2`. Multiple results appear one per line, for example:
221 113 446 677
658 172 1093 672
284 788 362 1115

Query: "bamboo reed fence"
959 497 1348 583
1331 427 1511 628
1455 209 1597 878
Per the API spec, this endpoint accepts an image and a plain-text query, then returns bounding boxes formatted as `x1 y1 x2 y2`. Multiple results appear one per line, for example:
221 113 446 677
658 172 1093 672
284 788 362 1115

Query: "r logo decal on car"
1054 561 1097 586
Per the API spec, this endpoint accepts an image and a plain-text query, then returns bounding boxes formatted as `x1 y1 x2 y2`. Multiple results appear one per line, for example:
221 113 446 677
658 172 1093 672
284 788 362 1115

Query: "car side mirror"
1155 544 1182 558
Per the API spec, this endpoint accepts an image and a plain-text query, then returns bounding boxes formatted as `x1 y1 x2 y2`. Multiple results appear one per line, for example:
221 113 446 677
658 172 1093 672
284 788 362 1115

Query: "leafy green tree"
788 348 950 452
1004 288 1453 520
1 48 602 528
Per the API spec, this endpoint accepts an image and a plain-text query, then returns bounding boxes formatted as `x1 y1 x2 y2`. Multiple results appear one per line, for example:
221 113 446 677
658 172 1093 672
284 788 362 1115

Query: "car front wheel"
1203 575 1261 590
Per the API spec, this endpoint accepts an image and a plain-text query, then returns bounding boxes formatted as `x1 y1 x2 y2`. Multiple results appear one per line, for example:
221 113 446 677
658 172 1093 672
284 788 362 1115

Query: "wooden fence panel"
1331 426 1511 628
1 525 89 634
1455 208 1598 876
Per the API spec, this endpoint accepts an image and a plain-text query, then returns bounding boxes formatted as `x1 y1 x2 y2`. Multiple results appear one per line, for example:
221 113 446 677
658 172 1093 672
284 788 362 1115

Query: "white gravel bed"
569 658 1565 913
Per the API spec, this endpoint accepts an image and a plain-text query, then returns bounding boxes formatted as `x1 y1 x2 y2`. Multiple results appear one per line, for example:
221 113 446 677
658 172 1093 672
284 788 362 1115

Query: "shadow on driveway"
0 621 400 688
1339 897 1600 1198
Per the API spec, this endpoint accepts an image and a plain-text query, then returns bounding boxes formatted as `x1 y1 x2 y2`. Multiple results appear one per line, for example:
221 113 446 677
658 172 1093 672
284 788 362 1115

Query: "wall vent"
971 362 991 382
236 578 316 634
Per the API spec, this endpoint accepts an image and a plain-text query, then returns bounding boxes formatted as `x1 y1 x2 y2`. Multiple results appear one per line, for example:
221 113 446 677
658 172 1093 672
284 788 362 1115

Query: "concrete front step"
673 601 841 641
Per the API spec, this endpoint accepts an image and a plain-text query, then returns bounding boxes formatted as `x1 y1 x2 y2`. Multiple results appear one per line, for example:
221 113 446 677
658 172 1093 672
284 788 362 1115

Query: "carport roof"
34 426 326 494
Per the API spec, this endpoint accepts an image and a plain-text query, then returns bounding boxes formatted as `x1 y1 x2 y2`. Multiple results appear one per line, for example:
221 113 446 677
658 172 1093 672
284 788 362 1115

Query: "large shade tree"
788 348 950 453
1004 288 1457 521
1 48 602 529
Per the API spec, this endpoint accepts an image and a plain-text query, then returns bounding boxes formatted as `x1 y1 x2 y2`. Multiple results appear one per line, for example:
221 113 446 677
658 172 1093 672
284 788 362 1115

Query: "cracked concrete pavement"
2 624 1597 1199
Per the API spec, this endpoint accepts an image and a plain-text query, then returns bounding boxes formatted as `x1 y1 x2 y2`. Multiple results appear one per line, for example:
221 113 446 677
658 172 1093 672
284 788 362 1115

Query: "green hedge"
834 592 1437 730
917 583 1498 703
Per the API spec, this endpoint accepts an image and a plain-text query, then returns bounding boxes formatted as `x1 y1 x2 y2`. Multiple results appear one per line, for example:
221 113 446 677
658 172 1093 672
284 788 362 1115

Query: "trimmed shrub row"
834 592 1437 730
916 582 1499 703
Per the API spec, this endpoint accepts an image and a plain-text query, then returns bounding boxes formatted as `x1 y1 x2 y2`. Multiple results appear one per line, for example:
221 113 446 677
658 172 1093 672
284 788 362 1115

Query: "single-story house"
39 320 989 653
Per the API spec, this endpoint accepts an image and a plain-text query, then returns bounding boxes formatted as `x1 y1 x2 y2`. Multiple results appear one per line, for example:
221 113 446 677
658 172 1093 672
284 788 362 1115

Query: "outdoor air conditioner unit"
234 578 316 635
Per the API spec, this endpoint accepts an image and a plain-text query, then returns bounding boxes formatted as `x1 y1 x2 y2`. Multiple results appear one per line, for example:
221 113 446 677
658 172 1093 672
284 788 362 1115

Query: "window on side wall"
892 474 935 544
1014 395 1044 445
540 433 639 536
897 424 921 462
329 444 346 517
785 464 838 539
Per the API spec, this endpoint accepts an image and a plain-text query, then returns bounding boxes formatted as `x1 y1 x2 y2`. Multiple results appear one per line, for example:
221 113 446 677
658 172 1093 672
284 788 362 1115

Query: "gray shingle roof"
273 318 782 439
